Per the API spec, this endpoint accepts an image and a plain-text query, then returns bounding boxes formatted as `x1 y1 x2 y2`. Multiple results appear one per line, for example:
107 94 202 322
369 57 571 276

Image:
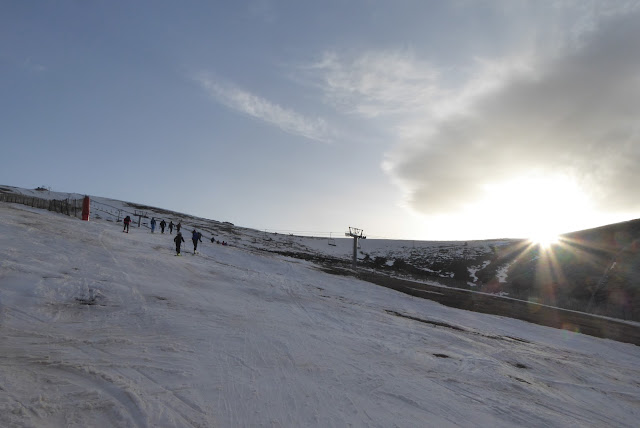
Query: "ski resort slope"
1 202 639 427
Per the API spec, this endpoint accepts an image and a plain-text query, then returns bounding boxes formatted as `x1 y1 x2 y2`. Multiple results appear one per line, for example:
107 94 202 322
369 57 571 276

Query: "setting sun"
529 232 559 249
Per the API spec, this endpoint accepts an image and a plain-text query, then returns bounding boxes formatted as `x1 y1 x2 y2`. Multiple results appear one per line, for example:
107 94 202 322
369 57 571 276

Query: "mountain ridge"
2 184 639 323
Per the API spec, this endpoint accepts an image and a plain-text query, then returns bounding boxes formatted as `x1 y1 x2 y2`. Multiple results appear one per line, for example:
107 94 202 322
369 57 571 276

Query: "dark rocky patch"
385 310 467 332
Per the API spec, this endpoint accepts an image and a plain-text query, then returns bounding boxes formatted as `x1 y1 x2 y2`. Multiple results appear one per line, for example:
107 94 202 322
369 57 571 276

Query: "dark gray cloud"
388 10 640 216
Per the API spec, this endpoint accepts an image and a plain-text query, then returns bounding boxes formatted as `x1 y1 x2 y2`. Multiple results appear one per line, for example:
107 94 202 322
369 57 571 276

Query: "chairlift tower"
328 232 336 246
345 227 366 269
134 210 147 227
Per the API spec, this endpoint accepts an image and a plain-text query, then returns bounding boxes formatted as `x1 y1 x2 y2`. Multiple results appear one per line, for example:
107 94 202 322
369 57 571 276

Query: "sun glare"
530 233 559 249
473 173 591 242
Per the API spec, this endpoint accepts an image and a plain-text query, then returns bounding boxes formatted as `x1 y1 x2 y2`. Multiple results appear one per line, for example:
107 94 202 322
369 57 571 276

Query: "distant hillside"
293 220 640 323
358 220 640 322
2 184 638 322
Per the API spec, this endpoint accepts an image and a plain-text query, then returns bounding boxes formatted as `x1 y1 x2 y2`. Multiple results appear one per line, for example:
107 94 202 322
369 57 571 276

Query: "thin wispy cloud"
248 0 277 24
302 48 531 143
195 74 332 143
304 50 442 119
23 57 46 73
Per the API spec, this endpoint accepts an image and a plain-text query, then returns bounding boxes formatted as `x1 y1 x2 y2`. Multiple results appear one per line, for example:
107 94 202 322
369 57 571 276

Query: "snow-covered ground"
1 185 513 284
1 200 640 427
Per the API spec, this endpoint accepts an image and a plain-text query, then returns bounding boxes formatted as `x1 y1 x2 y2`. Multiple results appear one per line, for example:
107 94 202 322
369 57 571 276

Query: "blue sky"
2 1 639 240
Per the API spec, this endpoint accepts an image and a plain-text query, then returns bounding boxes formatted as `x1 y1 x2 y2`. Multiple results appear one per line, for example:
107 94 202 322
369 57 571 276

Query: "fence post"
82 196 90 221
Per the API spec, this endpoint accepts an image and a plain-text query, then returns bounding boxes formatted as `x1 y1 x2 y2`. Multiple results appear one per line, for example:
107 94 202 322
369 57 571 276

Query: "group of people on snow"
148 217 183 235
172 229 218 255
121 214 223 256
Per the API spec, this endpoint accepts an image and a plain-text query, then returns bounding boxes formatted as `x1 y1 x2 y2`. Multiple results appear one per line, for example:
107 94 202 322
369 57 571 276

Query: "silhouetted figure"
174 232 185 255
150 217 156 233
160 219 166 233
192 229 202 254
123 215 132 233
169 221 174 234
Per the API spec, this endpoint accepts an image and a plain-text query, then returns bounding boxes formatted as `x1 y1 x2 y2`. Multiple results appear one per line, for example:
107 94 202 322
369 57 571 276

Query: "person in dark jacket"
174 232 185 255
169 221 174 234
150 217 157 233
123 215 132 233
160 219 166 233
176 222 182 233
191 229 202 254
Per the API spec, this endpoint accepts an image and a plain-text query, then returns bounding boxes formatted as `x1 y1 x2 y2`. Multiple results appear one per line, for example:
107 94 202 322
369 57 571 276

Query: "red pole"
82 196 90 221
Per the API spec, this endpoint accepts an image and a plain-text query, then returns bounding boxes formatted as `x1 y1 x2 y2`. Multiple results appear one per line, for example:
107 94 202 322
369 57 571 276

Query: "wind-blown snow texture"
1 200 639 427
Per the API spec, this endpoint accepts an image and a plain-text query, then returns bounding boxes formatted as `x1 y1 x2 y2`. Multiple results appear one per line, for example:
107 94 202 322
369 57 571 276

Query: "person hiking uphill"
123 215 132 233
160 219 166 233
192 229 202 254
150 217 157 233
169 221 174 234
174 232 185 256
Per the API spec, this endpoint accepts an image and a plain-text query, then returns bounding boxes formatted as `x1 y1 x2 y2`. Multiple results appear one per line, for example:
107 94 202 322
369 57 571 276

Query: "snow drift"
1 200 639 427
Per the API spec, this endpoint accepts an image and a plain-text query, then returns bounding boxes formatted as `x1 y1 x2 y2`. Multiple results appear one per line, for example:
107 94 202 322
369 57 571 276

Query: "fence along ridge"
0 192 84 218
1 193 219 241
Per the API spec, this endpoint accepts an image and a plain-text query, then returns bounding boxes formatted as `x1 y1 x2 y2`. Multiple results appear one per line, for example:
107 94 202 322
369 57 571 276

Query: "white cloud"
306 4 640 225
195 74 332 143
304 50 443 119
388 9 640 216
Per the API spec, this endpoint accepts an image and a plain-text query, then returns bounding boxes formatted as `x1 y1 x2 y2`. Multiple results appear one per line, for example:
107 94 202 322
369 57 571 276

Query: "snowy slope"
0 184 512 281
1 201 640 427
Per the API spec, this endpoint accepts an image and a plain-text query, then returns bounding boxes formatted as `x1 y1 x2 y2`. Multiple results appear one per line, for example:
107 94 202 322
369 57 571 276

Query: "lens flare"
530 233 559 249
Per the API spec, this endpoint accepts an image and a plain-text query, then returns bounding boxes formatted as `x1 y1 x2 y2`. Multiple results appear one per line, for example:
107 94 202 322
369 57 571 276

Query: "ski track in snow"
0 202 639 427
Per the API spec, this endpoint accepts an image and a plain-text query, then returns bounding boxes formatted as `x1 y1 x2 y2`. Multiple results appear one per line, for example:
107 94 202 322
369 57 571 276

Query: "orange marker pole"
82 196 90 221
